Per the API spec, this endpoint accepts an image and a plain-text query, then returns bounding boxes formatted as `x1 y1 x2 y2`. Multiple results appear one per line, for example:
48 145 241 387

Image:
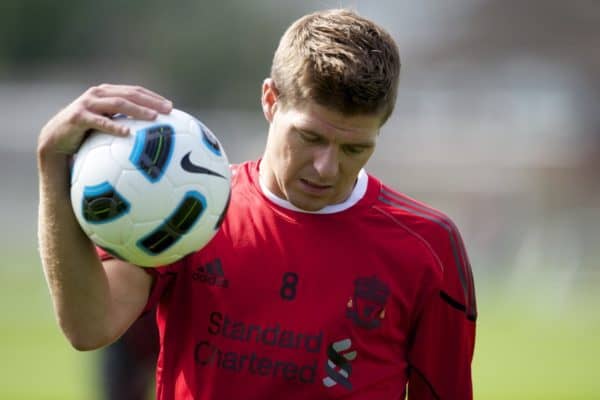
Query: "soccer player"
37 9 476 399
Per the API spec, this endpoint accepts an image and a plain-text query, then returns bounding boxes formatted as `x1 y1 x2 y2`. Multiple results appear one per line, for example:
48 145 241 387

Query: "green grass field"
0 251 100 400
473 281 600 399
2 251 599 399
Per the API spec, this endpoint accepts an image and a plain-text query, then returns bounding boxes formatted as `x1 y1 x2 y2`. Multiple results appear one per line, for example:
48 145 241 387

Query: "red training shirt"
100 160 476 399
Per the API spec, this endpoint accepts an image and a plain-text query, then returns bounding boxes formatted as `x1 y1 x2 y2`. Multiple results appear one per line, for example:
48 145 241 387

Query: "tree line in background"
0 0 309 108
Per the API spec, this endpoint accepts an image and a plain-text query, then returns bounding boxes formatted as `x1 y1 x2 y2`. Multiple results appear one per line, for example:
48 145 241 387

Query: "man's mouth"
299 178 333 194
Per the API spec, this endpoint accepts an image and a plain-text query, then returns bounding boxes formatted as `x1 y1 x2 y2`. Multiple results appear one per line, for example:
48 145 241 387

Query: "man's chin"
288 196 328 212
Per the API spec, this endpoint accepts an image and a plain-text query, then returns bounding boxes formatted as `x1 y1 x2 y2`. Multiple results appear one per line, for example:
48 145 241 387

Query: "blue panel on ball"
195 119 221 156
82 181 130 224
137 191 207 255
129 124 175 182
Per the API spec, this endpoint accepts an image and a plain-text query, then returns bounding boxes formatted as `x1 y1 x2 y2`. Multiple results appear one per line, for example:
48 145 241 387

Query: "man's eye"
343 145 366 155
300 132 321 143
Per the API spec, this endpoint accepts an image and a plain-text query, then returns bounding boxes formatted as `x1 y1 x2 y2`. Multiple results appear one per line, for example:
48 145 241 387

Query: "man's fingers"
37 84 172 156
68 83 175 138
83 111 131 136
125 90 172 114
88 84 172 114
87 97 160 121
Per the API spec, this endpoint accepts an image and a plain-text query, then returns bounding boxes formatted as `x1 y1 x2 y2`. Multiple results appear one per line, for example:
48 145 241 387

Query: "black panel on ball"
82 182 130 223
137 191 206 255
129 124 175 182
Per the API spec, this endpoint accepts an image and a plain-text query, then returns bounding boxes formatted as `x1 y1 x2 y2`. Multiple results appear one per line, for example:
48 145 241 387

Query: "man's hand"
38 83 173 156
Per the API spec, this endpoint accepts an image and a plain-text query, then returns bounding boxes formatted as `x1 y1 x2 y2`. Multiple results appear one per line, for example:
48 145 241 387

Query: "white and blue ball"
70 109 231 267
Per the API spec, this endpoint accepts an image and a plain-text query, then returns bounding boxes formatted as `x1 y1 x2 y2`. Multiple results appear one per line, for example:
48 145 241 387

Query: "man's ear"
261 78 279 123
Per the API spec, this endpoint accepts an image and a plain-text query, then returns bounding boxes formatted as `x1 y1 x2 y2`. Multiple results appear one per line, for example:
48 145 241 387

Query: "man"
37 9 476 399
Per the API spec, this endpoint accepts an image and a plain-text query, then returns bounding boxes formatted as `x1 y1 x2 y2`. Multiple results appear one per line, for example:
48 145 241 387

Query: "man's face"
260 80 382 212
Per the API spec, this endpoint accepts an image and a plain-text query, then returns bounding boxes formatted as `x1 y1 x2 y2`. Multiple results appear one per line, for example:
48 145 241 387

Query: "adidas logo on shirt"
192 258 229 288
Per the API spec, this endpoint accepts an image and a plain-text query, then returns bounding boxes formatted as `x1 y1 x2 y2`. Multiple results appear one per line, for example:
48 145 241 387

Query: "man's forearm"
37 151 115 349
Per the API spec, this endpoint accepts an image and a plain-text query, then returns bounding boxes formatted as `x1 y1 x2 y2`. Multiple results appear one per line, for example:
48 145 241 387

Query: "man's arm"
407 224 477 399
37 84 172 350
406 289 476 399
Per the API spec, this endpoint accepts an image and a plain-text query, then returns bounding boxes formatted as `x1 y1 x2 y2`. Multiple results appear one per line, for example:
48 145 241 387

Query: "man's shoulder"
371 181 458 238
227 160 257 192
229 160 253 177
368 180 468 264
371 181 476 320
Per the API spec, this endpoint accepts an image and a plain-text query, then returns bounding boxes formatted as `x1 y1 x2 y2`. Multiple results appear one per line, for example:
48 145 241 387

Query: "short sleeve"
95 246 177 316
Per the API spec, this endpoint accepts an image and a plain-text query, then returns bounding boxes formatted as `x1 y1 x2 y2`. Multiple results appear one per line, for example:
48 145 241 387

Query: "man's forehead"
288 105 381 139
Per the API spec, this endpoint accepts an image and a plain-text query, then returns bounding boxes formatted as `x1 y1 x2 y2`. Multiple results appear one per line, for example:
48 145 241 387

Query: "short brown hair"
271 9 401 124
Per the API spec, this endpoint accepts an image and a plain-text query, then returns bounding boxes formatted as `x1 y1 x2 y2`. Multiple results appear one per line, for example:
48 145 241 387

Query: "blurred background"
0 0 598 398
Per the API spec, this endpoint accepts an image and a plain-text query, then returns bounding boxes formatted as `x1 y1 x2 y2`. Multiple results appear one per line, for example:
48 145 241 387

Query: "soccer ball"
70 109 231 267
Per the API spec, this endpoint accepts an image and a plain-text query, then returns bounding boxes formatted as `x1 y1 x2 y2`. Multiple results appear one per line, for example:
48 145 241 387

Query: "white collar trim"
259 169 368 214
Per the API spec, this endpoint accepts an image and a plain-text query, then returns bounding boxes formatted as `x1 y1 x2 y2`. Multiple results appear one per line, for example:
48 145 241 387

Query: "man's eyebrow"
297 127 375 147
297 128 320 136
346 140 375 147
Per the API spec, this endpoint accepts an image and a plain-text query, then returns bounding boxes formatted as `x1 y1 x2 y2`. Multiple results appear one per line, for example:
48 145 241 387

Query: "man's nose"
313 145 339 180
